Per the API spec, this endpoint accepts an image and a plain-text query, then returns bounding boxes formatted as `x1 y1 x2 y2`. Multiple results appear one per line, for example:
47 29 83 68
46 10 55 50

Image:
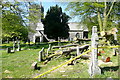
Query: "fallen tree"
43 44 90 64
52 44 79 49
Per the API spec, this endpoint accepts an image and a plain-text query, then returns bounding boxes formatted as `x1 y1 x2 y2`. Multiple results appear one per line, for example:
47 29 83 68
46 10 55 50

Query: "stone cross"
38 47 44 62
88 26 101 77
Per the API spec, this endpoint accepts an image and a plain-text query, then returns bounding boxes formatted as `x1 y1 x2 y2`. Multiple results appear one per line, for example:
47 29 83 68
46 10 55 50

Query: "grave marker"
38 47 44 62
17 41 21 51
31 62 38 70
88 26 101 77
47 44 51 56
13 41 15 52
7 47 11 53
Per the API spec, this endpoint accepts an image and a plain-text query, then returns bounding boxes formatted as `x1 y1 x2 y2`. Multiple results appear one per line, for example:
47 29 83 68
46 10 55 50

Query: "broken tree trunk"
53 44 90 55
52 44 79 49
39 31 50 42
43 44 90 64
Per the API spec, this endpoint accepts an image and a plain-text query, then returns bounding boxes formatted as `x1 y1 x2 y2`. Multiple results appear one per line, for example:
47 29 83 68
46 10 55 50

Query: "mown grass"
1 42 119 78
1 42 69 78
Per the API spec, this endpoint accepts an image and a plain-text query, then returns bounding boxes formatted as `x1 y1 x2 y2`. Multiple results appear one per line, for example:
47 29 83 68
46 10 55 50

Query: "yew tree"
43 5 70 41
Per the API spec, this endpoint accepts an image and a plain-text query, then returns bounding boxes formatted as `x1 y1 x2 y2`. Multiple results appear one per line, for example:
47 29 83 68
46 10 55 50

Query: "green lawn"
1 42 119 78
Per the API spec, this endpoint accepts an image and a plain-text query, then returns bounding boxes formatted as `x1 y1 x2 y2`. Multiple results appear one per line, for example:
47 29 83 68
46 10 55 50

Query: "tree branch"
106 0 116 17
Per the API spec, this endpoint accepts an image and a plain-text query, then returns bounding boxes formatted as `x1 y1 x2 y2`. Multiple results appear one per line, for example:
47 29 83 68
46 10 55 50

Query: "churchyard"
1 1 120 79
1 26 119 79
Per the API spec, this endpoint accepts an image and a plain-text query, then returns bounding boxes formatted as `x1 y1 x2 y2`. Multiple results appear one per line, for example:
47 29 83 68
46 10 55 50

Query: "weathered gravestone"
7 47 11 53
31 62 38 70
58 37 61 48
38 47 44 62
113 28 118 56
12 41 15 52
46 44 51 56
88 26 101 77
17 41 21 51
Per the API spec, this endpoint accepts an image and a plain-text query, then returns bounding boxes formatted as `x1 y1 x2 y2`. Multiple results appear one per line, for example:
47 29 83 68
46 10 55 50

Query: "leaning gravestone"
31 62 38 70
88 26 101 77
38 47 44 62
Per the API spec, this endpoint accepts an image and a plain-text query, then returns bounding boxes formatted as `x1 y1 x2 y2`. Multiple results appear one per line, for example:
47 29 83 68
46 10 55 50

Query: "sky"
35 1 79 22
4 0 79 22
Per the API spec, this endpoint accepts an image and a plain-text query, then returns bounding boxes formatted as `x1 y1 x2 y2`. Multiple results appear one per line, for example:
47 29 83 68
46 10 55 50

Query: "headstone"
46 44 51 56
88 26 101 77
31 62 37 70
7 47 11 53
17 41 21 51
13 42 15 52
38 47 44 62
113 28 118 56
58 37 61 47
113 48 117 56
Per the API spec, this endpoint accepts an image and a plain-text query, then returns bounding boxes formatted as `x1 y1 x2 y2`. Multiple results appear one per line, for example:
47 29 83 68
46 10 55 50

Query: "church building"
28 3 89 43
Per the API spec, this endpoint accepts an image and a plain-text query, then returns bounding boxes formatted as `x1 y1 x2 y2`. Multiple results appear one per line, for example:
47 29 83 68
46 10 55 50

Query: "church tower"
28 2 44 43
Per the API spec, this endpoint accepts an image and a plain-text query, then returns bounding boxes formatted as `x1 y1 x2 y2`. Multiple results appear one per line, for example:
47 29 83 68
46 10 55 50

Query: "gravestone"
31 62 37 70
88 26 101 77
47 44 51 56
13 42 15 52
17 41 21 51
38 47 44 62
58 37 61 48
7 47 11 53
113 28 118 56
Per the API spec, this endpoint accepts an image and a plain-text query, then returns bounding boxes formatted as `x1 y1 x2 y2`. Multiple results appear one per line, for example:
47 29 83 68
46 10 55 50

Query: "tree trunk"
97 11 102 32
103 1 107 31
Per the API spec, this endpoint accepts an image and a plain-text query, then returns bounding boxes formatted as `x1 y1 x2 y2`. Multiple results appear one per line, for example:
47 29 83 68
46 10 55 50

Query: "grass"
1 42 119 78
